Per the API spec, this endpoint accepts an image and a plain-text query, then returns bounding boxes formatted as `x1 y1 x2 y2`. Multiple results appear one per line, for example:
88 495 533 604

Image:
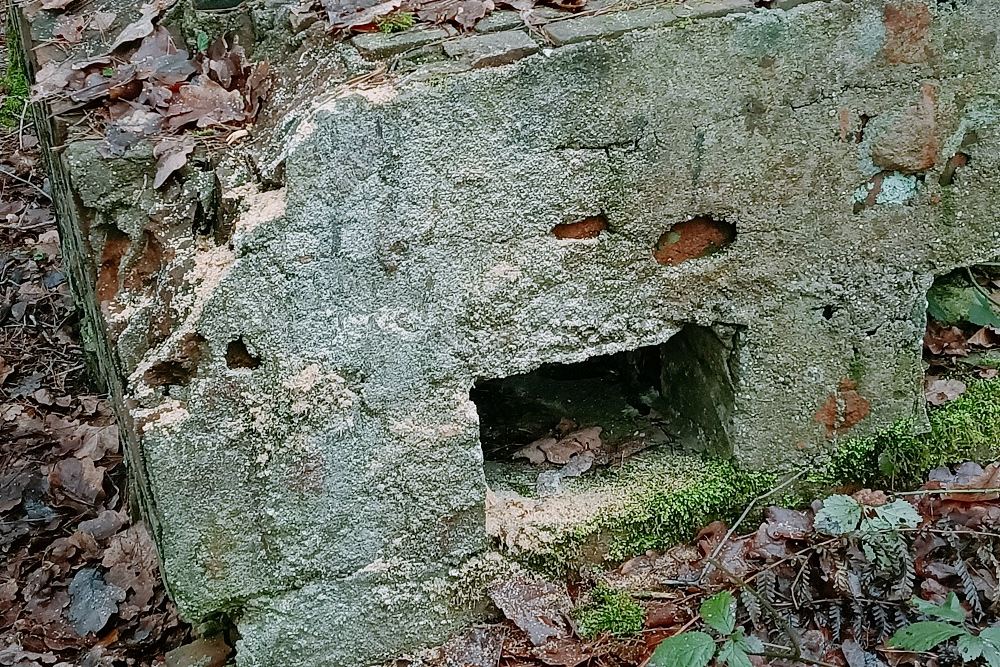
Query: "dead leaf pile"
0 53 198 663
28 0 270 188
923 267 1000 400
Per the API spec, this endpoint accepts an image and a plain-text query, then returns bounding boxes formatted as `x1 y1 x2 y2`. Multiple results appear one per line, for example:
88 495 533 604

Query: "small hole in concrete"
653 216 735 266
855 113 871 144
471 325 739 463
939 152 969 186
225 338 261 369
144 333 209 387
551 215 608 240
822 305 837 320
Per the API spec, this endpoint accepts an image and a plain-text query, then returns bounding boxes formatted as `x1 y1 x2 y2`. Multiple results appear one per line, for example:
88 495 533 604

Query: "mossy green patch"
574 584 644 638
816 377 1000 489
376 12 415 33
491 452 774 574
2 16 30 129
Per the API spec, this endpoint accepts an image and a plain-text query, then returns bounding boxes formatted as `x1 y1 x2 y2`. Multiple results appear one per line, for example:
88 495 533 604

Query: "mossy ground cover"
818 377 1000 489
574 584 645 638
490 452 775 574
1 18 29 128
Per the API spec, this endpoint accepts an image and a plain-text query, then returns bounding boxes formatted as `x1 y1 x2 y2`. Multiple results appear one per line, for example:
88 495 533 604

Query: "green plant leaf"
980 627 1000 667
718 637 752 667
649 631 716 667
196 30 210 53
913 592 966 623
958 634 985 662
700 591 736 636
814 495 862 535
889 621 965 652
969 291 1000 329
867 499 921 530
927 283 973 325
732 629 764 655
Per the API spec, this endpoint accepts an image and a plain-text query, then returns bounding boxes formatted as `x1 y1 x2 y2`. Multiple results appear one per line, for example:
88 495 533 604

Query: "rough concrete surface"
15 0 1000 664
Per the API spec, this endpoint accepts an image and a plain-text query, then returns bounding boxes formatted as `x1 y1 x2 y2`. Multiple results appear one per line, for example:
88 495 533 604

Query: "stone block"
675 0 754 19
352 27 450 59
443 30 539 68
543 6 679 46
474 10 524 33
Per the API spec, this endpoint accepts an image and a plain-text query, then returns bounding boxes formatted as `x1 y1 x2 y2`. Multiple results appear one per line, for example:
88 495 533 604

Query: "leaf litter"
399 459 1000 667
0 29 217 663
28 0 270 188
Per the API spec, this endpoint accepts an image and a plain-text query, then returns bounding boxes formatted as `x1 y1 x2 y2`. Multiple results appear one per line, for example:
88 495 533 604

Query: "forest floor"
0 29 193 667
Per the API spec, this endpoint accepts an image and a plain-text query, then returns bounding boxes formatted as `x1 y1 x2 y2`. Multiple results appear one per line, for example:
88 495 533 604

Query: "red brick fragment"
551 215 607 240
653 216 735 266
814 379 871 437
883 1 932 64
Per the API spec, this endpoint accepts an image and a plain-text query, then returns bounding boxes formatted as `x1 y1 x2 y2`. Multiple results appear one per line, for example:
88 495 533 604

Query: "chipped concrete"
19 0 1000 665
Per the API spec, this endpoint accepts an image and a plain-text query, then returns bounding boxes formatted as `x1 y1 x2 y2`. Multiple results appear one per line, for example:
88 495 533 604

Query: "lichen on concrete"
18 0 1000 664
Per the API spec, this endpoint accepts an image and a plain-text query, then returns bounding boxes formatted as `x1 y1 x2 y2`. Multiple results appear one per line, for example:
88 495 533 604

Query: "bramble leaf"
718 637 752 667
980 627 1000 667
958 634 984 662
889 621 964 652
732 630 764 655
913 592 966 623
700 591 736 636
649 631 716 667
866 499 921 531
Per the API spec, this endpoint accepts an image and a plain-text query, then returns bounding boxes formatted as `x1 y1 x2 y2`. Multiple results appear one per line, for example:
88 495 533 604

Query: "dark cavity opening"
471 325 740 464
551 214 608 240
653 216 736 266
144 333 209 387
225 337 261 369
939 152 970 187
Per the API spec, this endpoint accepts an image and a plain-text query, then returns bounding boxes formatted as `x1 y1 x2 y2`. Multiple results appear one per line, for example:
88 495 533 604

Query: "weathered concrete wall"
17 0 1000 664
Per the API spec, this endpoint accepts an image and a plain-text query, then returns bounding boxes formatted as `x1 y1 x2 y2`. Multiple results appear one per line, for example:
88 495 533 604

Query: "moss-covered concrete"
814 376 1000 488
487 451 774 572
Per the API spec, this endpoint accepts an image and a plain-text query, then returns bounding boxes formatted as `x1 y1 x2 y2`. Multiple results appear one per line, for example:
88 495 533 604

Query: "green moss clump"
601 460 774 561
817 377 1000 488
376 12 415 34
574 585 644 638
2 18 30 128
507 456 775 576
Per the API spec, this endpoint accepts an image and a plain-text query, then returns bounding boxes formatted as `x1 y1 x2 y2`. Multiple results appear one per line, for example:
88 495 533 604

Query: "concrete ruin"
12 0 1000 663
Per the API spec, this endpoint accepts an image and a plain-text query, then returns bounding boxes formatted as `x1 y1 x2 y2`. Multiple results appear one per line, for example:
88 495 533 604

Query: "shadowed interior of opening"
470 325 740 467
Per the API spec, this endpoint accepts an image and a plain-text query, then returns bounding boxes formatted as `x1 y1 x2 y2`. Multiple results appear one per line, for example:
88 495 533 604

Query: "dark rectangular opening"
470 324 740 469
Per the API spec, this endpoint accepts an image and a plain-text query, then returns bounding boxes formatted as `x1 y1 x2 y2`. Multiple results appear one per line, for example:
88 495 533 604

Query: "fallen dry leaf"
153 138 196 189
488 577 572 647
924 377 967 406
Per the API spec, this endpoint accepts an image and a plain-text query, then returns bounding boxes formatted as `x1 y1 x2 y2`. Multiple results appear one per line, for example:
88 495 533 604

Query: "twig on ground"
0 167 50 200
699 469 806 583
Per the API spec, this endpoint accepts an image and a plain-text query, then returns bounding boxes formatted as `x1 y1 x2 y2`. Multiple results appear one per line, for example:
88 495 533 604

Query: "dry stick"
705 556 838 667
895 487 1000 496
0 167 50 200
699 469 807 583
18 98 30 150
